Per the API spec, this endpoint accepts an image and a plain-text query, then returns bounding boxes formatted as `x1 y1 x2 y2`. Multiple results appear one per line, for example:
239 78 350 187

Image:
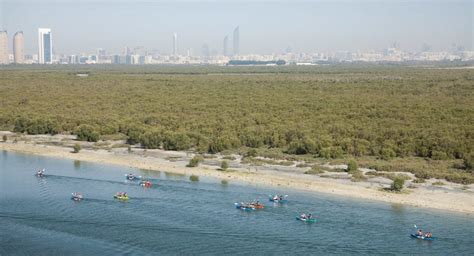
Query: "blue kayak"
411 234 435 241
296 216 316 223
235 203 255 211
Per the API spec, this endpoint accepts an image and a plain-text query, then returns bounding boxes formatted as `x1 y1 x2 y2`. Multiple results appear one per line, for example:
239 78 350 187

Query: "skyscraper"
223 35 229 56
0 31 8 64
13 31 24 64
173 32 178 56
38 28 52 64
233 26 240 55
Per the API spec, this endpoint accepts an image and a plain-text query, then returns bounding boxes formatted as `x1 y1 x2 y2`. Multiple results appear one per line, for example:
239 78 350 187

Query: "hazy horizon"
0 0 472 55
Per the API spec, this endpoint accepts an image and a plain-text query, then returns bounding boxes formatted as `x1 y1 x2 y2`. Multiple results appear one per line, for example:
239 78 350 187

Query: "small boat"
235 203 255 211
410 234 435 241
139 180 152 187
35 169 45 177
125 174 142 181
269 195 287 203
114 193 129 201
296 216 316 223
71 192 83 201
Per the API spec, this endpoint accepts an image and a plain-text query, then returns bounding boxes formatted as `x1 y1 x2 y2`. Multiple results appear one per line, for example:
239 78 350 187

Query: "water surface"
1 151 472 255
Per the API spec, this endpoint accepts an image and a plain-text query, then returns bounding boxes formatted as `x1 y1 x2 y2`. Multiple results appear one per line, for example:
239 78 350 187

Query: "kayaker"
307 214 312 219
425 232 432 238
300 213 307 219
417 229 423 236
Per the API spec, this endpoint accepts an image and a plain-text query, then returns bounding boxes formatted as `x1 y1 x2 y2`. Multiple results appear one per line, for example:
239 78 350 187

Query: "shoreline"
1 140 473 215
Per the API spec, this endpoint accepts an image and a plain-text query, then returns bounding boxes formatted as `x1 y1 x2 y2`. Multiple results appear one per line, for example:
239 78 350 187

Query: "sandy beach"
1 134 473 214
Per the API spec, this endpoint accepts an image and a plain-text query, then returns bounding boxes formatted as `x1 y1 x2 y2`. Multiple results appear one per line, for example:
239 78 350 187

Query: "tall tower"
0 31 8 64
233 26 240 56
38 28 52 64
13 31 25 64
223 35 229 56
173 32 178 56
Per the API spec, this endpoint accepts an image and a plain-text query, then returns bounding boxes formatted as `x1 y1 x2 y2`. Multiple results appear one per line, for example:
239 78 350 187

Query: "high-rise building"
0 31 8 64
38 28 52 64
223 35 229 56
173 33 178 56
233 26 240 55
13 31 24 64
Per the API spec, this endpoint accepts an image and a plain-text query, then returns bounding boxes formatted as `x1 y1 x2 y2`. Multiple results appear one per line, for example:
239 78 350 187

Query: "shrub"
431 150 449 160
162 132 191 151
286 138 316 155
380 147 396 160
351 171 367 182
186 156 203 167
330 146 343 158
75 125 99 142
464 153 473 170
139 130 162 149
72 143 81 153
347 160 358 173
390 177 405 191
432 181 445 186
222 155 236 160
304 166 324 175
2 134 6 142
220 160 229 171
246 148 258 157
412 178 425 183
189 175 199 182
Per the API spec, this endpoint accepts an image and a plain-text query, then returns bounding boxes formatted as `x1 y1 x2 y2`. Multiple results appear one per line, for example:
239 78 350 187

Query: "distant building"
202 44 210 60
223 35 229 56
233 26 240 55
13 31 25 64
0 31 8 64
173 32 178 56
123 46 130 56
38 28 52 64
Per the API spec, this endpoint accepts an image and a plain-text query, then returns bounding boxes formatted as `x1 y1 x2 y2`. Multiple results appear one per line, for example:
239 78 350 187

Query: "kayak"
35 169 45 177
125 174 142 181
71 193 83 201
411 234 435 241
296 216 316 223
139 181 152 187
269 195 287 203
114 195 129 200
235 203 255 211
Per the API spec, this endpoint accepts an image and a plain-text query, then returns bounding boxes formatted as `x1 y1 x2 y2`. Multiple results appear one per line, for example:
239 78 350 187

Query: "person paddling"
417 229 423 236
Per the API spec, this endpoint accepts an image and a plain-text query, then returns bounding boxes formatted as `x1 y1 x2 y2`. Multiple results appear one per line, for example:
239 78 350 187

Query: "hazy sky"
0 0 472 55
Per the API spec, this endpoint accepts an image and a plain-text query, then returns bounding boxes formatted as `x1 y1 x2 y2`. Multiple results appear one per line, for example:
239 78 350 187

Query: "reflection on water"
391 203 406 215
74 160 81 169
164 171 186 180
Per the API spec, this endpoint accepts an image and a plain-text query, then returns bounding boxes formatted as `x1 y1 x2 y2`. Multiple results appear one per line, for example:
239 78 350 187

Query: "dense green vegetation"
0 65 473 183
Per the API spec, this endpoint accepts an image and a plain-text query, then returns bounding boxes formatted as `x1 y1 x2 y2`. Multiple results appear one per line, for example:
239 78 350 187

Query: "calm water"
1 151 473 255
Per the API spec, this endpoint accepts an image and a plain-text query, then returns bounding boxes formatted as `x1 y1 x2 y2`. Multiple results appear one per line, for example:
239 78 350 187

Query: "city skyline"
0 1 471 55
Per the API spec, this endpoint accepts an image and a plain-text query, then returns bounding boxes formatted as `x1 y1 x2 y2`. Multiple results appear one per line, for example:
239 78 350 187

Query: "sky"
0 0 472 55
